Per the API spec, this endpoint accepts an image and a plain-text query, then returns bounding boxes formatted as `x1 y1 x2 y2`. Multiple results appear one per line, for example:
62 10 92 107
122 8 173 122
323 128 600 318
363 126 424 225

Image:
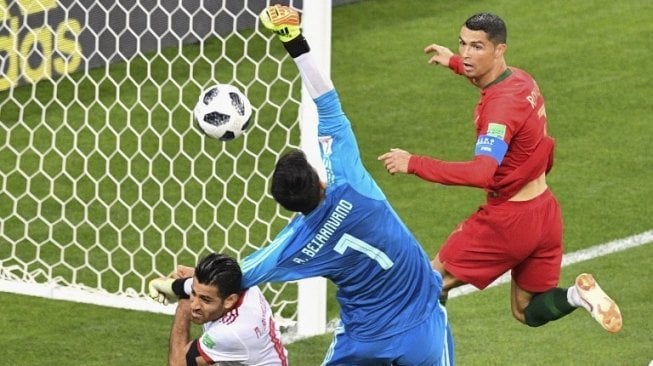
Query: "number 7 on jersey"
334 233 394 270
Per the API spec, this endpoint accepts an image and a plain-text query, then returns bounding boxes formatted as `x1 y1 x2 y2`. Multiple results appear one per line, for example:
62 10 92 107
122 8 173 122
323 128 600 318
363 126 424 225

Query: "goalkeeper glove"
148 278 178 305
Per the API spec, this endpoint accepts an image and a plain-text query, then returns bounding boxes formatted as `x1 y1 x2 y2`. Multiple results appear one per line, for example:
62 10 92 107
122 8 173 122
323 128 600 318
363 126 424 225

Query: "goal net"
0 0 331 340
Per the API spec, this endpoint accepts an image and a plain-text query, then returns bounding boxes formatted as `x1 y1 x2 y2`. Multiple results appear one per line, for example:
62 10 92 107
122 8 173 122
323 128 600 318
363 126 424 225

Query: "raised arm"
261 4 331 183
424 43 465 75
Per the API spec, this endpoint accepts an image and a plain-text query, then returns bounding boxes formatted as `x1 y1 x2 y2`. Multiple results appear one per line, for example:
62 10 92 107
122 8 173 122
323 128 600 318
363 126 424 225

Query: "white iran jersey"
197 285 288 366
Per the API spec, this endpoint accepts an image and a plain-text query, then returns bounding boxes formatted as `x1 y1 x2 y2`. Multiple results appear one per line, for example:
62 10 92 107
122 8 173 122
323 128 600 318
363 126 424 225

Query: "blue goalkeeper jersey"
241 89 442 341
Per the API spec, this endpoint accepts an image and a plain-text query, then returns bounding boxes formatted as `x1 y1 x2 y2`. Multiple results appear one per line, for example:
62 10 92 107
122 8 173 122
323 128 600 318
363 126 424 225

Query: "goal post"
0 0 334 340
296 0 331 338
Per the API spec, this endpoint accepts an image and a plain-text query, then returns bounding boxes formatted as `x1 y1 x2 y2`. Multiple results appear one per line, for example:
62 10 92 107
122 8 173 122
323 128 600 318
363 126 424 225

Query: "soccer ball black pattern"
193 84 253 141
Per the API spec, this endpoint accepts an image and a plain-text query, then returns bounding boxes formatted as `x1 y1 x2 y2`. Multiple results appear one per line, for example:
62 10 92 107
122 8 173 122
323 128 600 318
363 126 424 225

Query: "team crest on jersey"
487 123 506 139
319 135 335 185
201 333 216 349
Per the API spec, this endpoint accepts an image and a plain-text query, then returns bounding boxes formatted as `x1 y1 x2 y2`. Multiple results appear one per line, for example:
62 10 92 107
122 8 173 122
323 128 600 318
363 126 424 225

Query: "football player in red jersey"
378 12 622 333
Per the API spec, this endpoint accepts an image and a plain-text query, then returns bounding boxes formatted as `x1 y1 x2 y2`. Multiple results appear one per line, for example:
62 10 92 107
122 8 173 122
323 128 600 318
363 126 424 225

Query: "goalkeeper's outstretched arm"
261 5 330 183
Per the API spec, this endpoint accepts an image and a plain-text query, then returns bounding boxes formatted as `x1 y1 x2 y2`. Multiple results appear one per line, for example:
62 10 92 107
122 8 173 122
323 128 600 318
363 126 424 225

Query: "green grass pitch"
1 0 652 364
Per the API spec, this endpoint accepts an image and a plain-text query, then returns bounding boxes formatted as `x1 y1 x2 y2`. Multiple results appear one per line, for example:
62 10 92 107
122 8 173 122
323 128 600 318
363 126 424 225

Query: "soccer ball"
193 83 253 141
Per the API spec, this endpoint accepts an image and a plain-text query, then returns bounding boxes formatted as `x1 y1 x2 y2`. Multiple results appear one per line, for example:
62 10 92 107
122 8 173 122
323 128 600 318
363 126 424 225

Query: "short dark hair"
194 253 242 299
464 12 507 45
271 149 322 214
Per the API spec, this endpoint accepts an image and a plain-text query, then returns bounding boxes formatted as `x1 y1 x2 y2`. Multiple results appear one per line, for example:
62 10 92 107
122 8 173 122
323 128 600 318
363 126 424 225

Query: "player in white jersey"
197 285 286 365
149 253 287 366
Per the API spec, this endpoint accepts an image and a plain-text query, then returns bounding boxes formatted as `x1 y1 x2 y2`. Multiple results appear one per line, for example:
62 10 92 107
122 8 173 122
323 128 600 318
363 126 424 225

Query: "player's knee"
511 307 528 325
511 301 531 325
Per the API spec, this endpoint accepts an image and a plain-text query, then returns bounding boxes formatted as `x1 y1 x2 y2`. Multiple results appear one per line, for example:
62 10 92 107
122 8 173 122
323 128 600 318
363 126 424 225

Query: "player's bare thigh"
432 253 466 292
436 251 536 324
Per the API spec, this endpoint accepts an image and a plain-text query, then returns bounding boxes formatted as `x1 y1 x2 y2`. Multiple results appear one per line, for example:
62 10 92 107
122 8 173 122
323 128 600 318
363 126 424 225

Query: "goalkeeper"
151 4 454 365
149 253 287 366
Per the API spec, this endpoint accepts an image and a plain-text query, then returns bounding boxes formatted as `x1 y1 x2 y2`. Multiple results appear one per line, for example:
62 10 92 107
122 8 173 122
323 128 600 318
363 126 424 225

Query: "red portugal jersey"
409 55 554 203
476 67 549 184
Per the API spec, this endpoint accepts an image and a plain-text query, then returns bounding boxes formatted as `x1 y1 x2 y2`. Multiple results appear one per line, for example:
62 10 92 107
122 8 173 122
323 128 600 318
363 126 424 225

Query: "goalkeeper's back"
241 89 443 340
244 5 454 363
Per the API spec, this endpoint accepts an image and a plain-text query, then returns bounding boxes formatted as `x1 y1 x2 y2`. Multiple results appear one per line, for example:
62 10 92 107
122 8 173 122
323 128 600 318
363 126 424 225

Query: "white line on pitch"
448 229 653 299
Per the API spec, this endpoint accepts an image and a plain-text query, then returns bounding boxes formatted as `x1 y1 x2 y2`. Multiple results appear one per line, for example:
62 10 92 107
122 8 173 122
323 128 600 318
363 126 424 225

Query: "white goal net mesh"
0 0 325 337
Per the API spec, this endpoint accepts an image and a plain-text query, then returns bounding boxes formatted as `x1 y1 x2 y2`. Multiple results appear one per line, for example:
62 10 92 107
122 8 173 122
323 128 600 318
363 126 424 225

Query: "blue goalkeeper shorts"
321 303 454 366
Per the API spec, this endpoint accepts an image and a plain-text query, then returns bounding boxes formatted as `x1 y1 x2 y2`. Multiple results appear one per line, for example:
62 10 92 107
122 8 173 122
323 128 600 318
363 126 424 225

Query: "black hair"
271 149 322 214
194 253 242 299
464 12 507 45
